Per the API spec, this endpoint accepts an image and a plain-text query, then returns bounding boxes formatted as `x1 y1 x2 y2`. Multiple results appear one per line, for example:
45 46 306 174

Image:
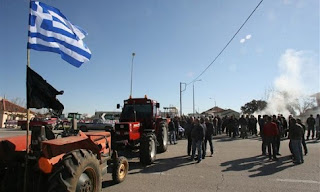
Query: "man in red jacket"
263 116 279 161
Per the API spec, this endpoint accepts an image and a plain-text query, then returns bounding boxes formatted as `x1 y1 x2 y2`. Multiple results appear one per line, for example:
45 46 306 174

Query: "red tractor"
114 95 169 165
0 125 128 192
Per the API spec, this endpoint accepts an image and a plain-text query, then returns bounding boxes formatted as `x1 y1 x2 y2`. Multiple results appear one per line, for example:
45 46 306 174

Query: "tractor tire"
0 169 6 192
80 126 88 132
112 156 129 184
157 124 168 153
48 149 101 192
0 166 24 192
140 134 156 165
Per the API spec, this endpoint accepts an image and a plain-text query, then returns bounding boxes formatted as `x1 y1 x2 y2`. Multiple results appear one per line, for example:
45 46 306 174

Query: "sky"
0 0 319 116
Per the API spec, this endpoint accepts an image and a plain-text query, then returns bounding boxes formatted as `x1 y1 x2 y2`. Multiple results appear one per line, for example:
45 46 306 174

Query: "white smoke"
257 49 318 117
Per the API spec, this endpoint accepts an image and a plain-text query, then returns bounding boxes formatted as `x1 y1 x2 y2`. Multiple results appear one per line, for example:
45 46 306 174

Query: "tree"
241 99 267 115
10 97 26 108
290 96 316 115
81 113 89 120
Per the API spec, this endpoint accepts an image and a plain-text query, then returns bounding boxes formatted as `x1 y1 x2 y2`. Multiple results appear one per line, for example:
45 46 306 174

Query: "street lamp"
209 97 217 107
193 79 201 115
130 52 135 97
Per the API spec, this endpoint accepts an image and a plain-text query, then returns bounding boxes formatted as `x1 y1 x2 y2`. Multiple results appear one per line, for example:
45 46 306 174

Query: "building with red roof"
0 98 35 128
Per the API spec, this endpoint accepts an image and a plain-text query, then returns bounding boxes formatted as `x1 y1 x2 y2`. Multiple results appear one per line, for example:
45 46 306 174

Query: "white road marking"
276 179 320 184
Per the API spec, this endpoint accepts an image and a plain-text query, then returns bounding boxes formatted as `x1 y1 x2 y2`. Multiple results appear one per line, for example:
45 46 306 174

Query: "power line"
187 0 264 85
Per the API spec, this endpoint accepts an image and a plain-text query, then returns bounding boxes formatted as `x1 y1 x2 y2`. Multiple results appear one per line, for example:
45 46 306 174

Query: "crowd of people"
167 113 320 165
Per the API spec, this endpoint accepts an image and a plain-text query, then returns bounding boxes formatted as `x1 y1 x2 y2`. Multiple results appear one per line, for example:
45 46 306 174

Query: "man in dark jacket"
306 114 316 140
191 118 205 163
281 115 288 138
204 117 214 157
168 118 176 144
185 117 194 156
289 118 304 164
259 115 267 155
239 115 248 139
249 115 258 136
297 119 308 155
272 115 282 155
227 116 236 138
263 116 279 161
200 118 207 159
217 115 222 134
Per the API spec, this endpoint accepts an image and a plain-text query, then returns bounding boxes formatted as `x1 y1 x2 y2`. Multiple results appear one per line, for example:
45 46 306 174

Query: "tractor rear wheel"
112 156 129 184
157 123 168 153
140 134 156 165
48 149 101 192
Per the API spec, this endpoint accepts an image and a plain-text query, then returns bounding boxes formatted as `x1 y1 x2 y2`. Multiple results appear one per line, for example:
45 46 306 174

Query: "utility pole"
193 83 194 115
180 82 186 117
130 52 135 97
193 79 201 116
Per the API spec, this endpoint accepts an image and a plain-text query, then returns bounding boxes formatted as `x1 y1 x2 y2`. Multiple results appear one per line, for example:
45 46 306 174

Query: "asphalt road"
1 128 319 192
103 134 320 192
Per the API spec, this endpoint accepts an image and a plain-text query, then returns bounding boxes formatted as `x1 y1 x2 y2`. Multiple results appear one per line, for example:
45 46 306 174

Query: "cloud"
240 34 252 43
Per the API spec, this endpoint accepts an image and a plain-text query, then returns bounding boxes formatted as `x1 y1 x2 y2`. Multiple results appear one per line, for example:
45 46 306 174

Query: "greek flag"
28 1 91 68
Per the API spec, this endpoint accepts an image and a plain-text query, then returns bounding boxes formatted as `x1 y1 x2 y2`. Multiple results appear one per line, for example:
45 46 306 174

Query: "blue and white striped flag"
28 1 91 68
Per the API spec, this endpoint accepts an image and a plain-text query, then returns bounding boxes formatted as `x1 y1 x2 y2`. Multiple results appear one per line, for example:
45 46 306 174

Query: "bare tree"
10 97 26 108
294 97 316 115
81 113 89 119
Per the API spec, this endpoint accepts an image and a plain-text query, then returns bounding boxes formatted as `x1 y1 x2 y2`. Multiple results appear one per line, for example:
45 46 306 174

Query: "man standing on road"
227 115 236 138
200 118 207 159
272 115 282 155
258 115 266 155
239 115 248 139
168 118 177 144
297 119 308 155
289 118 304 164
204 117 214 157
306 114 316 140
191 118 205 163
185 117 194 156
249 115 258 136
263 116 279 161
217 115 222 135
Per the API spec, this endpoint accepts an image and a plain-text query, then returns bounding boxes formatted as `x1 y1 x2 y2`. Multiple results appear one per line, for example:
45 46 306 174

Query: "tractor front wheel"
157 123 168 153
48 149 101 192
140 134 156 165
112 156 129 184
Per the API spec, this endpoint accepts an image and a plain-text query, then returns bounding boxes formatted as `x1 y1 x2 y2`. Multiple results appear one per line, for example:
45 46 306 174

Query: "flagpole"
24 1 31 191
24 50 30 192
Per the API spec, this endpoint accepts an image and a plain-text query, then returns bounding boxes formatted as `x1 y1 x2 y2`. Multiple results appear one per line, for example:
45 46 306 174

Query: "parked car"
78 118 118 132
18 117 58 130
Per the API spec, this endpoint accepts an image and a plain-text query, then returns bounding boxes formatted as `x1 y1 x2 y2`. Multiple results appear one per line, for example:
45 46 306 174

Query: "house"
201 106 240 118
0 98 35 128
201 106 225 116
